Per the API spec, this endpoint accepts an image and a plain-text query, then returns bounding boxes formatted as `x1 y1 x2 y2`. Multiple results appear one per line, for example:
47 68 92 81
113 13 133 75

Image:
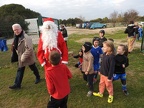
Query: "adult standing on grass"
124 21 138 53
37 18 68 75
9 24 40 89
60 25 68 46
137 25 143 40
46 50 72 108
134 22 139 40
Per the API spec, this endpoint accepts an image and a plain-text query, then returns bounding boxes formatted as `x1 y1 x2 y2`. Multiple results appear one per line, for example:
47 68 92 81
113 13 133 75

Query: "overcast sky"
0 0 143 20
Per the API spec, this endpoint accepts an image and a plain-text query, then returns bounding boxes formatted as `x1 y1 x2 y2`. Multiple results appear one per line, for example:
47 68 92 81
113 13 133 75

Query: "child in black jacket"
113 44 129 95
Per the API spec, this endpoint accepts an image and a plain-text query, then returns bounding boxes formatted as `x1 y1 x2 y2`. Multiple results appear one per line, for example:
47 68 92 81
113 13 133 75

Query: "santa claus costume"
37 18 68 73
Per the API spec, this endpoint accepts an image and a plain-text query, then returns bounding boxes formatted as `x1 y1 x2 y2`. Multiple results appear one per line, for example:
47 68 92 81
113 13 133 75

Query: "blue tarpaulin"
0 39 8 52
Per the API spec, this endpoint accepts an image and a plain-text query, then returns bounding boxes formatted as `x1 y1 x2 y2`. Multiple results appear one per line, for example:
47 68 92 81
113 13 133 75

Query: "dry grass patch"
67 27 126 35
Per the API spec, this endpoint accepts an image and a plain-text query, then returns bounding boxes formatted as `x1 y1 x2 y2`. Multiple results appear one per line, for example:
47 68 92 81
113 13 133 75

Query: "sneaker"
9 85 21 89
86 83 89 86
108 95 113 103
93 92 103 98
123 90 129 96
87 91 93 97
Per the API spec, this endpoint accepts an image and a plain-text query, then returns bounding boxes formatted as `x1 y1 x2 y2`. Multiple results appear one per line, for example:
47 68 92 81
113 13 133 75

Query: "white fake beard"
41 29 58 51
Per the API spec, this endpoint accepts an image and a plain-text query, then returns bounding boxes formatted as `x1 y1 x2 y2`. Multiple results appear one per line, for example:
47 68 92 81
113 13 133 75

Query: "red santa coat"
37 31 68 70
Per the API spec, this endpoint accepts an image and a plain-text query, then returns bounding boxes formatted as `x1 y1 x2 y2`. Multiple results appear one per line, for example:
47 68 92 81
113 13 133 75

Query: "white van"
140 22 144 26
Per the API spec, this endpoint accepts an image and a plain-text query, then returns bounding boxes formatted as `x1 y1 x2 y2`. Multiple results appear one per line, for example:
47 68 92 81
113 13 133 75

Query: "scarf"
13 31 23 50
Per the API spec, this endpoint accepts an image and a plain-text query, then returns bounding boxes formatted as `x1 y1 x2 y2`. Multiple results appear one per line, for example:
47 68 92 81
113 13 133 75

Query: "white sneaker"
87 91 93 97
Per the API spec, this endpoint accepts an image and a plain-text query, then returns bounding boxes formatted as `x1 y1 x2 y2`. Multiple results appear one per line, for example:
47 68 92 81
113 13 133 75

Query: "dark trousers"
47 95 68 108
83 73 94 91
65 41 67 47
14 63 40 87
94 72 98 79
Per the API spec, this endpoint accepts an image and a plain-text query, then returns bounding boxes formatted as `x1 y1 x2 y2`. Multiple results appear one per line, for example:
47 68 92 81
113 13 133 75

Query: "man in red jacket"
37 18 68 74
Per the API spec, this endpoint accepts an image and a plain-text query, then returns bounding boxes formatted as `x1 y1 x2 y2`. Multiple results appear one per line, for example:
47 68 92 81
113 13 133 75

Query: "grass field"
0 30 144 108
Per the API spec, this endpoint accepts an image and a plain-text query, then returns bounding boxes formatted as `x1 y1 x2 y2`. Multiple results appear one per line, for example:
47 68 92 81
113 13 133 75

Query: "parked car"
139 22 144 26
90 22 106 29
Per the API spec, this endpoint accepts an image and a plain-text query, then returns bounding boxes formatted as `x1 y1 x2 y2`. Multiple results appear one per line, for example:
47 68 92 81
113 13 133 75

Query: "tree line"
0 4 40 38
0 4 144 38
60 9 144 26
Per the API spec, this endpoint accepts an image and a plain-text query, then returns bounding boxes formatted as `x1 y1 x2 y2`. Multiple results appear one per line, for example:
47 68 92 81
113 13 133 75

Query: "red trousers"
99 74 113 96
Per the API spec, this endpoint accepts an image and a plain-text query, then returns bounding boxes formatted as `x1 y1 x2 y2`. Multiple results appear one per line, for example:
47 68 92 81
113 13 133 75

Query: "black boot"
9 85 21 89
35 77 40 84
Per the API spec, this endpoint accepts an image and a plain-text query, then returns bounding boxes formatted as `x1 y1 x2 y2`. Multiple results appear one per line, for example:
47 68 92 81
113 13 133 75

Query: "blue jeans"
14 63 40 87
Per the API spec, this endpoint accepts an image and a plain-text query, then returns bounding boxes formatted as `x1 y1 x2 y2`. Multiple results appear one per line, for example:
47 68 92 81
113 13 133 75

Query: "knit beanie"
83 42 92 52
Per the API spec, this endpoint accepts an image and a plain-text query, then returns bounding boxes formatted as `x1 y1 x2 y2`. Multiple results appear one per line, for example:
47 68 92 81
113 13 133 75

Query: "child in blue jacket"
91 37 103 82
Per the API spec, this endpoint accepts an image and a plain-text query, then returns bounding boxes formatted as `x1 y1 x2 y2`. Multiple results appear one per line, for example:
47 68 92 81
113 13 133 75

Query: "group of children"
73 30 129 103
45 29 130 107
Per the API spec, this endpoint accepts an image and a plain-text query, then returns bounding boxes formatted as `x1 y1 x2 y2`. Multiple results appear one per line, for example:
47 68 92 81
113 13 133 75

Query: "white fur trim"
62 61 68 64
56 48 62 54
41 62 46 67
64 37 68 41
40 21 58 32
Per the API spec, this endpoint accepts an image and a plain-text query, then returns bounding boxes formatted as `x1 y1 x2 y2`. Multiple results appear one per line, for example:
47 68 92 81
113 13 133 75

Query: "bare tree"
117 12 124 22
117 12 126 26
78 15 85 22
110 11 118 27
124 9 139 24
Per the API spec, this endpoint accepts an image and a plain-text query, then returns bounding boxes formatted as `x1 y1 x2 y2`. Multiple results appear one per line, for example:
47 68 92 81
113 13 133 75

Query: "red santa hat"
43 17 54 22
41 17 58 30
